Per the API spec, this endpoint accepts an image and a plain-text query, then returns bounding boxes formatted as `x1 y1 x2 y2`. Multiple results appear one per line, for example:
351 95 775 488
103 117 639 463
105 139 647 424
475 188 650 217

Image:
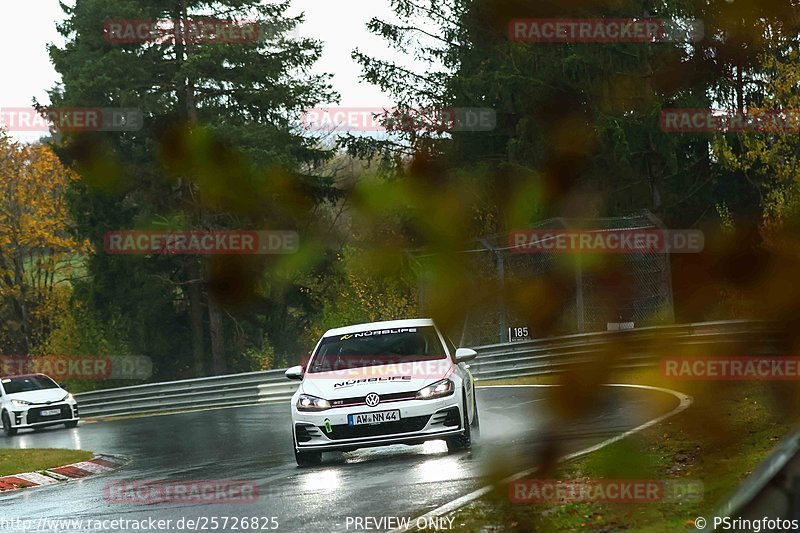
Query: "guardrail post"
497 250 507 343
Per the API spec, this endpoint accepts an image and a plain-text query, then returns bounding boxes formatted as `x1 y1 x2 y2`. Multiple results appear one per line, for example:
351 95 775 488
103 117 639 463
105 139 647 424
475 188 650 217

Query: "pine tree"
47 0 338 376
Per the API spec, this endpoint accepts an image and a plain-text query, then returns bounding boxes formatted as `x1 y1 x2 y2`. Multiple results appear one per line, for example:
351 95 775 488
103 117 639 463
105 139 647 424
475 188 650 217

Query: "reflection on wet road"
0 386 678 532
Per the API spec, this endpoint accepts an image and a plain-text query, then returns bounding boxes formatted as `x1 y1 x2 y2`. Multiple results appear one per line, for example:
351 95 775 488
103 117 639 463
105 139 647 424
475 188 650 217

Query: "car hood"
301 362 454 400
5 389 68 404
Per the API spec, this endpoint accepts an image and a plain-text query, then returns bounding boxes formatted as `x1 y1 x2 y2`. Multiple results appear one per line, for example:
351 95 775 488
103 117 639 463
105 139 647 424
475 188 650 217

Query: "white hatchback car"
0 374 80 436
285 318 479 466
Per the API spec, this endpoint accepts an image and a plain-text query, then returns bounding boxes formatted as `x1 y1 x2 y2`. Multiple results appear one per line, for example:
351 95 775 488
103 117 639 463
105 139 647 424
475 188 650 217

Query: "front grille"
330 391 416 408
321 415 430 440
27 405 71 424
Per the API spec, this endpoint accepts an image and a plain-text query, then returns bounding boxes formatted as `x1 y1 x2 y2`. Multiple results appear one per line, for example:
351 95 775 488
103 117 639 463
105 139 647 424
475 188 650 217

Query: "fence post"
481 239 508 343
575 253 585 334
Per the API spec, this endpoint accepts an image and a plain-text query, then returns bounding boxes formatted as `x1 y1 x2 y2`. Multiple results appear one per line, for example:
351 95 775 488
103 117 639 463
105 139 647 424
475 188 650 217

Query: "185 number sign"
508 327 530 342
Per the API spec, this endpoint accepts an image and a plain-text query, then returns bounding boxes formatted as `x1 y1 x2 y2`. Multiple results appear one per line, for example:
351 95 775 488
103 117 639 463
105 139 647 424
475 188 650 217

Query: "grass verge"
452 370 796 531
0 449 93 477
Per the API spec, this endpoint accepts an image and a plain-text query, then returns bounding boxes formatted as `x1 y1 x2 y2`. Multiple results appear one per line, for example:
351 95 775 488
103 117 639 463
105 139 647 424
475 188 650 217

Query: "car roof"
0 373 49 381
323 318 436 337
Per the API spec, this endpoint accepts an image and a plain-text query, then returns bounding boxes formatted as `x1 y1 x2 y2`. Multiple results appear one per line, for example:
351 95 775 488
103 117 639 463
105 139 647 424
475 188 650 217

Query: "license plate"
348 410 401 426
40 409 61 416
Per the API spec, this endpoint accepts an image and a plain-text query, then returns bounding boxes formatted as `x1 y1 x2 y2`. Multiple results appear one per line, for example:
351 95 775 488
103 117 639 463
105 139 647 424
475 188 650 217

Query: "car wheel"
2 411 17 437
65 421 78 428
446 391 472 453
470 393 480 437
294 448 322 467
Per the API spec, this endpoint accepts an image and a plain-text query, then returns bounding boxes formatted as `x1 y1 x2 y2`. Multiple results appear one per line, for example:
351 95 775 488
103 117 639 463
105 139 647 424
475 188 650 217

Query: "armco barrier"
74 369 298 418
467 319 781 381
700 428 800 530
74 319 780 419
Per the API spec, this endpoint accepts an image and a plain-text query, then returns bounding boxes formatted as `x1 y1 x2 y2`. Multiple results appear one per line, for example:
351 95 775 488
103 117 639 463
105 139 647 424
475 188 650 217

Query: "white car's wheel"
446 391 472 452
2 411 17 437
294 448 322 467
470 394 480 436
294 427 322 466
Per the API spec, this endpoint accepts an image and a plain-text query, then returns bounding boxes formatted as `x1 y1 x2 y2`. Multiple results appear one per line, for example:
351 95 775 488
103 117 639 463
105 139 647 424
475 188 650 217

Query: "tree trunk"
647 133 662 213
207 283 227 375
179 0 226 375
12 251 30 356
175 4 208 377
187 259 206 376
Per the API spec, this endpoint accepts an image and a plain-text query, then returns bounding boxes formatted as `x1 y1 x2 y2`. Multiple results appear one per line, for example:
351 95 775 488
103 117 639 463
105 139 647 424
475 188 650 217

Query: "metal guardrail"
468 319 781 381
74 369 298 418
74 319 780 419
701 428 800 530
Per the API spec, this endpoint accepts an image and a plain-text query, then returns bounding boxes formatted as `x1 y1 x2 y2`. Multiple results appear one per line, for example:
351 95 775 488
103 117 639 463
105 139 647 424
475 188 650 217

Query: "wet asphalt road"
0 385 678 533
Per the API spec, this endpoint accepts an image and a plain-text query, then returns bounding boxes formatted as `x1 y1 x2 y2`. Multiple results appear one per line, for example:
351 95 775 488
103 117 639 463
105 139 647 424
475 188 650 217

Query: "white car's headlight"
11 399 31 407
62 393 74 402
416 378 455 400
297 394 331 412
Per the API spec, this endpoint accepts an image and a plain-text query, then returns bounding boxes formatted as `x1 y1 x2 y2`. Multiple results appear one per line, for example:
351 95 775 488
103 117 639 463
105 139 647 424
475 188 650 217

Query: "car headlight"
62 393 74 402
416 378 455 400
11 399 31 407
297 394 331 412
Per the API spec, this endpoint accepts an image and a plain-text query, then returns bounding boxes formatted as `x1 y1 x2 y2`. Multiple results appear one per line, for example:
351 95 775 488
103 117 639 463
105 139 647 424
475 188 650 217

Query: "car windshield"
2 375 59 394
308 326 447 373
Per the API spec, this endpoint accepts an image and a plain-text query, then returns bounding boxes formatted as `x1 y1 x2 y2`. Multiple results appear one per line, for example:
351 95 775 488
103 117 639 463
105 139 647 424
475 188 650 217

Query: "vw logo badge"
365 393 380 407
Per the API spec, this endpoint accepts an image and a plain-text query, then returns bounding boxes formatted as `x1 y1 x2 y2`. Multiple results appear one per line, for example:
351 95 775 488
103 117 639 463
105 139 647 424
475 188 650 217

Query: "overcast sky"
0 0 411 143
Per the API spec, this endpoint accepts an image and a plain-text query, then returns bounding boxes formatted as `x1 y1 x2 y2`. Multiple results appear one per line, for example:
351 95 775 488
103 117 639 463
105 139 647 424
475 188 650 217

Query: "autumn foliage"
0 132 87 355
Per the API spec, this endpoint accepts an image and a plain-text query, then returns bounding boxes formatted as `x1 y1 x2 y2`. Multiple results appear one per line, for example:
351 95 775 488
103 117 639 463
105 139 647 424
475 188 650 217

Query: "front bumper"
292 395 463 452
9 402 79 429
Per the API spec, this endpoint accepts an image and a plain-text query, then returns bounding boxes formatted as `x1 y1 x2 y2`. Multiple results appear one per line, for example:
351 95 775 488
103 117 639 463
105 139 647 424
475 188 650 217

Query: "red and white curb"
0 454 127 492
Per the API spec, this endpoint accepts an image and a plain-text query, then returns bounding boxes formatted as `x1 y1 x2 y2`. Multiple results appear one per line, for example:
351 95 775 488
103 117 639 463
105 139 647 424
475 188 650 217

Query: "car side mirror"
60 383 69 391
455 348 478 362
285 365 304 381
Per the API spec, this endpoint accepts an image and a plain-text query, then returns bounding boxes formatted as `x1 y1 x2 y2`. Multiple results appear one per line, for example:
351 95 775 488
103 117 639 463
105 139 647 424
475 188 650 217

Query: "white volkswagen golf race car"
285 319 479 466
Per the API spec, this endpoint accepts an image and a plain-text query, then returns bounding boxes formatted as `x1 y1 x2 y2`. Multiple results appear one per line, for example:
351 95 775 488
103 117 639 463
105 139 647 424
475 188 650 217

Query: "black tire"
2 412 17 437
294 448 322 467
470 393 480 437
446 391 472 453
65 421 79 429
